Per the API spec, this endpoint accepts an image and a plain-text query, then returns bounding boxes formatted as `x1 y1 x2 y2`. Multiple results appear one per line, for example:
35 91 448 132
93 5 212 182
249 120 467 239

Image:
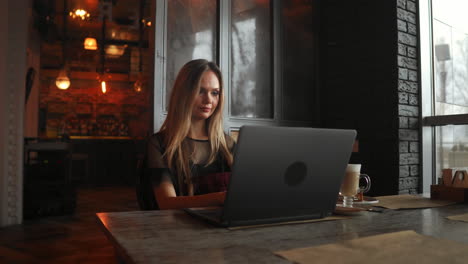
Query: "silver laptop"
184 125 356 227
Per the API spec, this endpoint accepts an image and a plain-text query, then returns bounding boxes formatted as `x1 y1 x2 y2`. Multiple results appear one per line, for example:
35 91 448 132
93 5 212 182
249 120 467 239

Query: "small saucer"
337 196 379 205
353 196 379 205
334 205 367 215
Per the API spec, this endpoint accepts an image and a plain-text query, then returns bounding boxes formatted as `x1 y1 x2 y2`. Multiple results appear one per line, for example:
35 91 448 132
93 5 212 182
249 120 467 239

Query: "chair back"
135 154 160 210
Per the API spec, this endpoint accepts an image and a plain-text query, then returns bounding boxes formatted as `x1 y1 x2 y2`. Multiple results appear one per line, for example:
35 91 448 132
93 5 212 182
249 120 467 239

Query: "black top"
146 132 235 195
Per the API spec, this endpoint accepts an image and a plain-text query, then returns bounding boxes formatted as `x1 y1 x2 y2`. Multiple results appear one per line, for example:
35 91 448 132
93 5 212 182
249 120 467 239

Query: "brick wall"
39 77 152 138
397 0 420 194
39 36 153 138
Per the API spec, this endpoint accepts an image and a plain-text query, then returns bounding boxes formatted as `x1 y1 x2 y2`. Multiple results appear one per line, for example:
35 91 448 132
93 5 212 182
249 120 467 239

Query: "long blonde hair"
159 59 233 194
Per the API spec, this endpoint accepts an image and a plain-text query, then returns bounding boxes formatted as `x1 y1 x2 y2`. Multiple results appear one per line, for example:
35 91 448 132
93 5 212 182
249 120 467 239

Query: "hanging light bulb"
58 0 70 90
133 79 143 93
133 72 145 93
84 37 98 50
101 80 107 94
98 73 111 94
55 68 71 90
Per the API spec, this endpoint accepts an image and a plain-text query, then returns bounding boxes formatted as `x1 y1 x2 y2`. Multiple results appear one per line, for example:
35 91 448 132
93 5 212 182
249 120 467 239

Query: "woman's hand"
155 181 227 209
214 191 226 205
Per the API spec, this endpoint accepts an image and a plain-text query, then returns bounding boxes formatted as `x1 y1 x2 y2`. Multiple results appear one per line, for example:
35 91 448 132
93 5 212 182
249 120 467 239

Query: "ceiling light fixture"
134 0 146 93
69 9 90 20
84 37 98 50
57 0 71 90
141 19 152 27
105 44 127 58
56 68 71 90
98 12 111 95
101 80 107 94
133 74 143 93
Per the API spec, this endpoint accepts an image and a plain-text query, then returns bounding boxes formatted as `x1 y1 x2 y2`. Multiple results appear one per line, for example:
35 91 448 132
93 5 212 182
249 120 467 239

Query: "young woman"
146 59 235 210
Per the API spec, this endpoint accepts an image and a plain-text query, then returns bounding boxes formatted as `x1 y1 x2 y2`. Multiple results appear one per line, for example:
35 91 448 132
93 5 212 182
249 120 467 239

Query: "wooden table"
97 204 468 264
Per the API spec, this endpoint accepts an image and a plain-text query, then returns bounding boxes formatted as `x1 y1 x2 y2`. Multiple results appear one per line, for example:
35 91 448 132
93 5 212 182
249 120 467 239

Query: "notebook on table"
184 125 356 227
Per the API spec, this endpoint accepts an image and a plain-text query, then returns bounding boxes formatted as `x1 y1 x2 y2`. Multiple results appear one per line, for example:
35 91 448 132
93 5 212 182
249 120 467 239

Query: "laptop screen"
222 126 356 226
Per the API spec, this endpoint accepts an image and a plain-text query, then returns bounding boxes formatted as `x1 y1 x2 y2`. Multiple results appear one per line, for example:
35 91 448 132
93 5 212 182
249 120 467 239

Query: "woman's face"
191 70 220 121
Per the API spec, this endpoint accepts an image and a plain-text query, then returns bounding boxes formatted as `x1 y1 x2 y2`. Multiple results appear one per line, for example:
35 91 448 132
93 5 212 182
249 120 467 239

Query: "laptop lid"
222 126 356 227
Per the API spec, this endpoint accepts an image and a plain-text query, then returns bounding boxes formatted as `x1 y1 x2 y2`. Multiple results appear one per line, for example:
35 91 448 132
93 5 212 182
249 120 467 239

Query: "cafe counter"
66 136 146 186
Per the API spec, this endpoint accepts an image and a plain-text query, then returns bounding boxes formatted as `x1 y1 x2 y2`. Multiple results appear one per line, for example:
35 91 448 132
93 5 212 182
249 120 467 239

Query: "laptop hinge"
227 212 328 227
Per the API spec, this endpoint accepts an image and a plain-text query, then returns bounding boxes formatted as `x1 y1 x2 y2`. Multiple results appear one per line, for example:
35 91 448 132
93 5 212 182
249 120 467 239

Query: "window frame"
420 0 468 192
152 0 317 135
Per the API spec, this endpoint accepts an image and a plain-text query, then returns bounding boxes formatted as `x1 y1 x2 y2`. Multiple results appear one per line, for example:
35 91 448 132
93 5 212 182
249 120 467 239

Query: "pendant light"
133 0 145 93
56 68 71 90
99 13 109 94
69 8 90 20
56 0 71 90
133 75 143 93
105 44 127 58
84 37 98 50
101 79 108 94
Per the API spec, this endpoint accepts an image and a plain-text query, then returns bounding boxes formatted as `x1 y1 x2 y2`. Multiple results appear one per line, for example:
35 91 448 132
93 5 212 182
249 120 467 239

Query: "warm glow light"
56 69 71 90
133 80 142 92
84 37 98 50
133 73 145 93
105 45 127 58
101 81 107 94
146 21 152 27
69 9 91 20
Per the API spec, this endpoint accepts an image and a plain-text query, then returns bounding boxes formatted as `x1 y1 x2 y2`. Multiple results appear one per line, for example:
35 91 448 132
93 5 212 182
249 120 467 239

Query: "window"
153 0 318 133
421 0 468 192
165 0 218 111
231 0 273 118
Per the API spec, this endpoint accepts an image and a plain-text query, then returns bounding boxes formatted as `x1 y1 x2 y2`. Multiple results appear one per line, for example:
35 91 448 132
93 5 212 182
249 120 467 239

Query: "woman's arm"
154 181 226 210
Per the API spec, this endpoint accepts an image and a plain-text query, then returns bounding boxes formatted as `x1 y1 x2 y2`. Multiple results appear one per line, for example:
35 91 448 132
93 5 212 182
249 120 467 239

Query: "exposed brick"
399 92 409 104
410 142 419 152
399 189 410 194
399 105 418 117
40 74 152 137
399 68 408 80
398 19 407 32
407 1 417 12
410 165 419 176
398 32 417 46
398 80 418 93
409 94 418 105
409 117 419 129
398 43 407 56
409 188 418 194
408 46 417 58
398 56 418 70
399 117 409 128
397 8 416 24
400 141 409 153
399 129 418 141
399 177 419 189
400 165 410 177
408 22 417 35
397 0 406 9
408 70 418 81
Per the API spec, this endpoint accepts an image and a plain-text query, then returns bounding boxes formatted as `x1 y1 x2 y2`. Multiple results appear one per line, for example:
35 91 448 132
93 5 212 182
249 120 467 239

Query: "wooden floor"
0 186 139 264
